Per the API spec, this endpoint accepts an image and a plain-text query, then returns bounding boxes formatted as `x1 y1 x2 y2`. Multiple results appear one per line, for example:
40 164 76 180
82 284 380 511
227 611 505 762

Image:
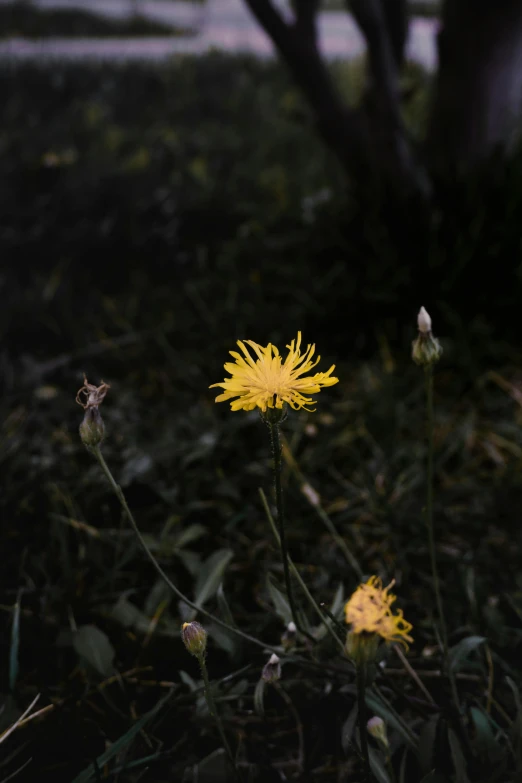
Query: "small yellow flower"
344 576 413 649
210 332 338 412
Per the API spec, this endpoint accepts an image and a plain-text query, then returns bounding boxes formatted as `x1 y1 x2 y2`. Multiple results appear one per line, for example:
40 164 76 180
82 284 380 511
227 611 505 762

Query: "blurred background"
2 0 522 781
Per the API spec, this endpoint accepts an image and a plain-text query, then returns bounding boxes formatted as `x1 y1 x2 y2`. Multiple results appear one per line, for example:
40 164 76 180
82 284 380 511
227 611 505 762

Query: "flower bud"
412 307 442 367
261 653 281 684
281 621 297 651
417 306 432 334
367 716 389 749
181 621 207 658
79 406 105 448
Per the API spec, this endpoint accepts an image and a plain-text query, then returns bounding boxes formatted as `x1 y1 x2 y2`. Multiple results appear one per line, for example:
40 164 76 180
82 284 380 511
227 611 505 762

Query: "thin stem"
259 488 344 651
91 446 279 655
425 371 461 714
198 654 240 780
424 367 448 658
281 433 363 578
268 422 303 635
356 663 371 783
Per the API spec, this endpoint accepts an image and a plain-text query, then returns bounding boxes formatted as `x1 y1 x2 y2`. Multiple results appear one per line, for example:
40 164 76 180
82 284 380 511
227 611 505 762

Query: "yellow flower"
344 576 413 649
210 332 338 413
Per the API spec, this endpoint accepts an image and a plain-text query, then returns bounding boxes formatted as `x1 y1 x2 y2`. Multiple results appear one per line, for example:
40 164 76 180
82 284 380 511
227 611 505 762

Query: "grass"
0 3 183 38
2 54 522 782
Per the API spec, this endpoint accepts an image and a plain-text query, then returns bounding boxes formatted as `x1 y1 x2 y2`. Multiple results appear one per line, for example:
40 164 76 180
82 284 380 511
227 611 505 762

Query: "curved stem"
91 446 278 655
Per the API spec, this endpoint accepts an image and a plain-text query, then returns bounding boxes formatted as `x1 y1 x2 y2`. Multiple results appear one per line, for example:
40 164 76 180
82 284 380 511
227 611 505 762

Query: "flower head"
210 332 338 413
344 576 413 649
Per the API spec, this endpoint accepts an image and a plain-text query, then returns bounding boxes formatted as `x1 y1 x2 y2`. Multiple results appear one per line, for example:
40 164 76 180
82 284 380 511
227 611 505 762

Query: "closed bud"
417 306 432 334
262 653 281 684
281 621 297 651
79 406 105 448
181 621 207 658
367 716 389 749
412 307 442 367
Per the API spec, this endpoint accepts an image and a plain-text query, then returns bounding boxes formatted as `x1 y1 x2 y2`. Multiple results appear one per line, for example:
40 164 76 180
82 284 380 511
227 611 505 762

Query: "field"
2 54 522 782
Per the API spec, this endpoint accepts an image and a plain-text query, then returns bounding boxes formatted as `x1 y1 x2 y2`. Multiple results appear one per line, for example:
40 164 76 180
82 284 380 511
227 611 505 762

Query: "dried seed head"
76 376 110 409
79 406 106 448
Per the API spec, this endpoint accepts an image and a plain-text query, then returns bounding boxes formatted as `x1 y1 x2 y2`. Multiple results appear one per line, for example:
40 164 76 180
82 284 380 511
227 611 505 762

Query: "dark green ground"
0 4 180 38
1 55 522 782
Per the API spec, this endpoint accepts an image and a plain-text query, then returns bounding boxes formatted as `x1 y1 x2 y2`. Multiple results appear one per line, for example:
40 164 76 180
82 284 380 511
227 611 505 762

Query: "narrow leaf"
72 690 172 782
9 592 21 692
448 729 469 783
266 575 292 625
73 625 115 677
193 549 233 613
448 636 485 674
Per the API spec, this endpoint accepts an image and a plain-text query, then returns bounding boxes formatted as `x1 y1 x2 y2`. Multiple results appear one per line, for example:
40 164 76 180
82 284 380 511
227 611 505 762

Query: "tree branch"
243 0 369 173
347 0 431 197
292 0 320 41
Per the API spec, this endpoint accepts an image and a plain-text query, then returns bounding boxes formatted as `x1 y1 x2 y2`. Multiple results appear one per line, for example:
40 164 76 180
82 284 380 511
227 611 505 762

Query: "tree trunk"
428 0 522 166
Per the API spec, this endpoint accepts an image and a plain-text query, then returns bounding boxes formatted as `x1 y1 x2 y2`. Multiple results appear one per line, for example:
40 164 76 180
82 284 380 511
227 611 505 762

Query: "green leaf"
73 625 115 677
192 549 233 616
9 592 21 692
213 583 241 660
448 729 469 783
340 704 358 755
174 523 207 549
253 678 265 717
470 706 503 762
266 574 292 625
71 690 172 783
448 636 486 674
369 747 391 783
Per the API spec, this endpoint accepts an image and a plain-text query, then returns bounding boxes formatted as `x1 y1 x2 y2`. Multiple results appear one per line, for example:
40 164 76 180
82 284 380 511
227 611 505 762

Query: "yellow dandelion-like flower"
344 576 413 649
210 332 339 413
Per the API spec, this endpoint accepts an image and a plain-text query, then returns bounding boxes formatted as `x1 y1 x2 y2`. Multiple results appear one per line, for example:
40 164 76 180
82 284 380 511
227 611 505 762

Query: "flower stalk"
181 622 239 780
356 663 371 783
267 415 302 635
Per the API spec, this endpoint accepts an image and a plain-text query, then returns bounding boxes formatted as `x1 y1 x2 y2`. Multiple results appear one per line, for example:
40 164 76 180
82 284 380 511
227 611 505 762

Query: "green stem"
425 371 461 713
91 446 278 655
259 488 345 651
356 664 371 783
425 367 448 658
198 654 240 780
267 422 304 636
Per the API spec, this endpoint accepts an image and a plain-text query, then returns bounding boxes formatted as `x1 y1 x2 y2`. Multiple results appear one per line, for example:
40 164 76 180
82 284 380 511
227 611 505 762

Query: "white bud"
417 306 432 334
287 622 297 633
268 653 280 665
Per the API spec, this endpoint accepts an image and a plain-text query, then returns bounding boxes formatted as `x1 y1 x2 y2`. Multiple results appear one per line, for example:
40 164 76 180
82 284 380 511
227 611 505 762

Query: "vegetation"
2 55 522 782
0 3 179 38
